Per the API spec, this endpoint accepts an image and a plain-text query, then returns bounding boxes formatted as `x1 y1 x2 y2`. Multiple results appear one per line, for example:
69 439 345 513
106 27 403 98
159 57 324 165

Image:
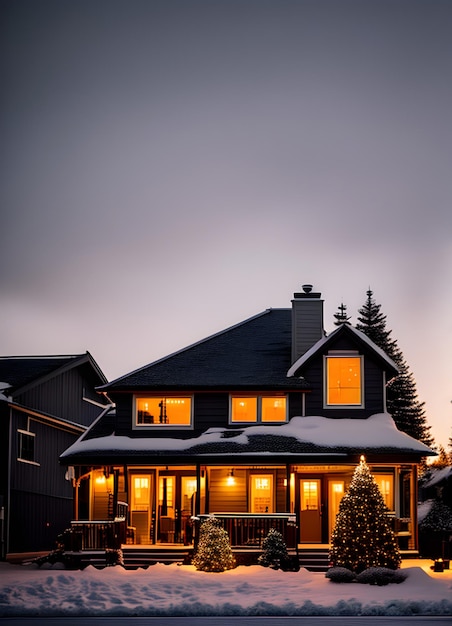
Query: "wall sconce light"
227 469 235 486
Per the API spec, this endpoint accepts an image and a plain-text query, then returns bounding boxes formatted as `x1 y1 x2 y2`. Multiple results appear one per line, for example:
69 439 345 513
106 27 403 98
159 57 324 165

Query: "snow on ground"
0 560 451 617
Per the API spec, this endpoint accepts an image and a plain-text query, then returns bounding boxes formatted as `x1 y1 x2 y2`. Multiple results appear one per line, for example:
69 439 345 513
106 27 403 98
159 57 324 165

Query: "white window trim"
132 394 194 430
323 354 364 409
229 394 288 425
17 429 40 466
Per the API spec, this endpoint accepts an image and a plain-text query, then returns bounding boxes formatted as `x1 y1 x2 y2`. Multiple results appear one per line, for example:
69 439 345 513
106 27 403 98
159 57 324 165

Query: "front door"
130 473 153 544
300 478 322 542
250 474 274 513
158 475 176 542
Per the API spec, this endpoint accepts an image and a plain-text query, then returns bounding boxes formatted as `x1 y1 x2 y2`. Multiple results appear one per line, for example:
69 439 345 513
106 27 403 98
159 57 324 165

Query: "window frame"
229 394 288 424
324 352 364 409
17 429 39 465
133 394 194 430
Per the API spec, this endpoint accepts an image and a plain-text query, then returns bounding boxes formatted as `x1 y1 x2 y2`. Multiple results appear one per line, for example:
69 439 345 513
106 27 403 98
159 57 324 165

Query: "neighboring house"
60 286 434 555
0 352 110 557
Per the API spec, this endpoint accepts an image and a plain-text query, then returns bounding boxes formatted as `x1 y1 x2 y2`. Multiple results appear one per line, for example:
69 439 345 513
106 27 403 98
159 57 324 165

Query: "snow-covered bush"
325 566 356 583
356 566 407 586
258 528 289 570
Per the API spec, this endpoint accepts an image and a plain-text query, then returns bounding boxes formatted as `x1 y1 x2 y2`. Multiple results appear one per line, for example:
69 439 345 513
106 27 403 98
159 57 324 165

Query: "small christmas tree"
329 456 401 573
192 516 236 572
258 528 289 569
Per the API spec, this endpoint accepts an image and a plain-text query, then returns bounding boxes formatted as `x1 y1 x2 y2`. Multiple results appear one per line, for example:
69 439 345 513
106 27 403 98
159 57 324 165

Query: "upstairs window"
135 396 192 427
230 395 287 423
325 355 363 407
18 429 37 464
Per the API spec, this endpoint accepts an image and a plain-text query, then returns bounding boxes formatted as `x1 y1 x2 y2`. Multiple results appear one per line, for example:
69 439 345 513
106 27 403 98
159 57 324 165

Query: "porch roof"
60 413 435 465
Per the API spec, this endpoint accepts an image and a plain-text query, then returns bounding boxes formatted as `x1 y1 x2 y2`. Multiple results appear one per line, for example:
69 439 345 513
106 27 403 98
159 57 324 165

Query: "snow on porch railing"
196 513 298 550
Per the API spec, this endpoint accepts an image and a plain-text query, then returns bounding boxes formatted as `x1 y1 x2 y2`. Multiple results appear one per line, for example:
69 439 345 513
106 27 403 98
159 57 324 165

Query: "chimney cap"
293 284 322 299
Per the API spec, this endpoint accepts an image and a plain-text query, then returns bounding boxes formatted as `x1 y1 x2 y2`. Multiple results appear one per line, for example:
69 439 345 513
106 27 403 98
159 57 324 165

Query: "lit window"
231 397 258 422
18 430 36 463
375 474 394 510
326 356 362 406
230 396 287 423
135 396 192 426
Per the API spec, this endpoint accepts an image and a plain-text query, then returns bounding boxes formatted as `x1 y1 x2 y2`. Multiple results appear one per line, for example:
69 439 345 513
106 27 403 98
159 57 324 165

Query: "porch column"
286 464 291 512
195 463 201 516
73 479 79 520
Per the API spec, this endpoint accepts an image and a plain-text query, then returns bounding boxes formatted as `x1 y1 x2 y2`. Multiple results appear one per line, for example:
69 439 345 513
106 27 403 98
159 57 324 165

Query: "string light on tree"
192 515 236 572
329 455 401 573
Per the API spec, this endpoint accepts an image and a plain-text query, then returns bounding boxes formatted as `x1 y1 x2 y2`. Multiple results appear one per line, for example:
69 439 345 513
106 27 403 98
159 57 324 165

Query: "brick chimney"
291 284 324 363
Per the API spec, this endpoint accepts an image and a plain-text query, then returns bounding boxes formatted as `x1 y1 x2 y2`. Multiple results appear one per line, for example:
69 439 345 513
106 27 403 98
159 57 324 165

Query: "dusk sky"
1 0 451 447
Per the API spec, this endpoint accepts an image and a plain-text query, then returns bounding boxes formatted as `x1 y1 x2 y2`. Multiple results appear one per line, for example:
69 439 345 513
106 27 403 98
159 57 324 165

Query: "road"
1 617 451 625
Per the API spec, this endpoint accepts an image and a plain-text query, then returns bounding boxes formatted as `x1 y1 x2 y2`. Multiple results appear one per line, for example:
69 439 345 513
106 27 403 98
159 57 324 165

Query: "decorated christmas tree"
192 515 236 572
258 528 289 569
329 456 401 573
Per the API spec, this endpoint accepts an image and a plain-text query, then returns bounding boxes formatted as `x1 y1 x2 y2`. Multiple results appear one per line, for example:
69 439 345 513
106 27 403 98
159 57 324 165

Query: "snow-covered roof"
422 466 452 488
60 413 434 463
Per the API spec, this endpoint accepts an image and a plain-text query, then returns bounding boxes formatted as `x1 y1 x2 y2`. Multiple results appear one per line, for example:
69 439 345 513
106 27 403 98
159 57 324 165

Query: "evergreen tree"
192 516 236 572
430 444 450 469
330 456 401 573
356 289 434 447
334 302 351 326
258 528 289 569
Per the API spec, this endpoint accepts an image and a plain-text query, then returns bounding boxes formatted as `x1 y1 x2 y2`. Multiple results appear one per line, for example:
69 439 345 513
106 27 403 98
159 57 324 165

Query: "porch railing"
197 513 298 550
63 519 127 551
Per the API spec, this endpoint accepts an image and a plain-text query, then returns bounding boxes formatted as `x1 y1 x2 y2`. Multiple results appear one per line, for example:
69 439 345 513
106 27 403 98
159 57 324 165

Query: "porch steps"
121 546 192 569
298 547 330 572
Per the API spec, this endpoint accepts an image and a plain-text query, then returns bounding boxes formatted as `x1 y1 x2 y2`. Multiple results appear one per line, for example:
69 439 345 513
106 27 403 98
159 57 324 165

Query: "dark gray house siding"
0 353 109 556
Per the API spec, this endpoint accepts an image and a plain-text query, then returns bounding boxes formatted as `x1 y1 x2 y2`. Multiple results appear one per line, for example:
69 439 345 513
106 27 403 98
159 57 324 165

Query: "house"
0 352 110 558
60 286 434 559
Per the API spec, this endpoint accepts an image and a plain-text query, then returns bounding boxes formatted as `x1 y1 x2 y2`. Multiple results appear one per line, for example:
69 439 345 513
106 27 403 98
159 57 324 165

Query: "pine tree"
430 444 450 469
356 289 434 447
329 456 401 573
258 528 289 569
192 516 236 572
334 302 351 326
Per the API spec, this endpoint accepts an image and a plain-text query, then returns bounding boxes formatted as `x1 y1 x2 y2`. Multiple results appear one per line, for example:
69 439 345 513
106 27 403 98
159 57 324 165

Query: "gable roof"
0 352 108 396
99 309 309 392
287 324 400 378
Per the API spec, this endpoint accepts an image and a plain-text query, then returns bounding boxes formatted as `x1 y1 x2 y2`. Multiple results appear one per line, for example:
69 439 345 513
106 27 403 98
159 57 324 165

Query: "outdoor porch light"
227 469 235 486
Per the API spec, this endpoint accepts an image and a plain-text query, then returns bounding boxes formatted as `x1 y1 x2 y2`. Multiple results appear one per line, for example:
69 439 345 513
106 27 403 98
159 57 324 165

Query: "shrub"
325 566 356 583
258 528 289 570
192 516 236 572
356 566 407 586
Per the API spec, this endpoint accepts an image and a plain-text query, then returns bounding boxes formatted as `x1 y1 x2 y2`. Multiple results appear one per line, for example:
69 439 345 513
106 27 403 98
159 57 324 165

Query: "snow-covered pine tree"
333 302 351 326
356 289 434 447
329 456 401 573
258 527 289 569
192 516 236 572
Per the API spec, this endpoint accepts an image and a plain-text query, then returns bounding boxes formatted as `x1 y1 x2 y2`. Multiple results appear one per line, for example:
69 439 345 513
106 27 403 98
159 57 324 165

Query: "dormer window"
230 395 287 423
325 353 363 407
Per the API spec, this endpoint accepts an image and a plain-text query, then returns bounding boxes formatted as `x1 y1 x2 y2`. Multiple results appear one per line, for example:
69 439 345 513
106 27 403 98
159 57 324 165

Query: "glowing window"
135 396 192 426
301 480 319 510
326 356 362 406
375 474 394 510
231 397 257 422
230 396 287 423
261 397 287 422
